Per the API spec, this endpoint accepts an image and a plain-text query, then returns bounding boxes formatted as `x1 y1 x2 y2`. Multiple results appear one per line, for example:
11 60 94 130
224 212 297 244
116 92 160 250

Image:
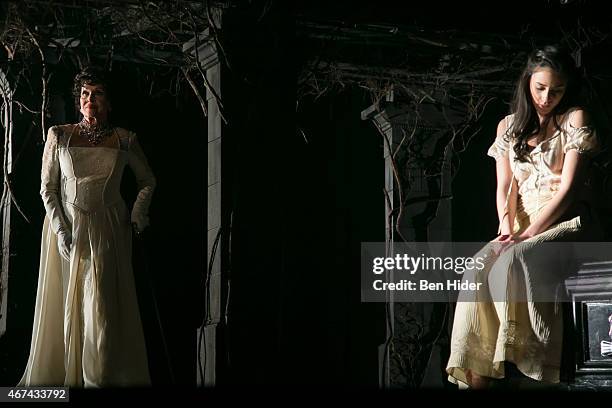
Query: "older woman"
19 66 156 387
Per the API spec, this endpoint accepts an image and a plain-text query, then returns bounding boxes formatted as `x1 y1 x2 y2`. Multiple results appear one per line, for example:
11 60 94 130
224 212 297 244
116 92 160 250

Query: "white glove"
127 133 155 235
57 229 72 261
131 211 150 234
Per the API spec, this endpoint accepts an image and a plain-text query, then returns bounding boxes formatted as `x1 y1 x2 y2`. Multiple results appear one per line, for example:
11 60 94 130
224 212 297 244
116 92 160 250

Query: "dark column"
0 70 13 337
188 4 296 385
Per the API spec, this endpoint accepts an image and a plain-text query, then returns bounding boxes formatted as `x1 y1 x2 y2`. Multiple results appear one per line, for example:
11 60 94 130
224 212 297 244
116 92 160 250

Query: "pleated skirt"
446 214 600 386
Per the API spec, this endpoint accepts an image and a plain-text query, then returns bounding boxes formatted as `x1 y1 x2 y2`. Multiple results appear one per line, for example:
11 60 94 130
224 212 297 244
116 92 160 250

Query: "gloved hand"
127 133 155 235
131 211 150 234
57 229 72 261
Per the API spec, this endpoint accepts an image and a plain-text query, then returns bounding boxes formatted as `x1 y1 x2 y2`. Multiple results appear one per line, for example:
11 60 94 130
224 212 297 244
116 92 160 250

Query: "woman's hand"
57 230 72 261
493 234 511 242
491 228 538 256
131 211 150 234
491 228 536 254
491 233 514 255
513 228 537 243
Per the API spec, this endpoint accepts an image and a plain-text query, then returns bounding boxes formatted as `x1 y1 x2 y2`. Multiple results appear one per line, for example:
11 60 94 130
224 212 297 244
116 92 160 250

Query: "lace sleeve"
128 133 156 226
40 126 69 235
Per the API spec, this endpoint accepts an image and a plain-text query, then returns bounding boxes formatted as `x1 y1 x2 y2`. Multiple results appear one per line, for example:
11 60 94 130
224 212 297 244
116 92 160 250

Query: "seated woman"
446 45 601 389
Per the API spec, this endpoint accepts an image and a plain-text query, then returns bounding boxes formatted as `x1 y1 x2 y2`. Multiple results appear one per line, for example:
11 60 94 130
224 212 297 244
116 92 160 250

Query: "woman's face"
529 67 566 117
79 83 111 122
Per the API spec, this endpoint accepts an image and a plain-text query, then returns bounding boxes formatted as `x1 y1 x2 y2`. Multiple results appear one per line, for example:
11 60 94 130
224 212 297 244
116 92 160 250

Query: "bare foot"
465 369 491 389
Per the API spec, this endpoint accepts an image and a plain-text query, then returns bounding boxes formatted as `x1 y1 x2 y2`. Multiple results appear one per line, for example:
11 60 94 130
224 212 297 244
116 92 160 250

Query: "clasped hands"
491 229 536 256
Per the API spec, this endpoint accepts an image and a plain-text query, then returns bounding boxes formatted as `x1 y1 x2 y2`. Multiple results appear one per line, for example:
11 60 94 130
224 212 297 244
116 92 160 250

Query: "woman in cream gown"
18 67 155 387
446 46 601 388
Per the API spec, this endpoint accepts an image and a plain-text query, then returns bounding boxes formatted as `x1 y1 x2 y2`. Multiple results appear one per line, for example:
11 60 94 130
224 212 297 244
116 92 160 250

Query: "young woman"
446 45 600 389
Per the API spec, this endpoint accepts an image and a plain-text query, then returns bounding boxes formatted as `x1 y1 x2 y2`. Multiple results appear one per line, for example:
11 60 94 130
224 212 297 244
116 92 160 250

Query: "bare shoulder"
496 114 514 137
565 107 590 128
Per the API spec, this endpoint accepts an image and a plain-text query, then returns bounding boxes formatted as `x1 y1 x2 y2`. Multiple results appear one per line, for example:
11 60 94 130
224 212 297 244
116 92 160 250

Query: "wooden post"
0 69 14 338
183 24 223 386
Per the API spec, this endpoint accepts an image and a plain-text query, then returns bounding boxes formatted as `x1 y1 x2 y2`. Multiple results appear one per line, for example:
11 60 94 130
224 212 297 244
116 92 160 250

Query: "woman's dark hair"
72 66 112 112
509 44 581 162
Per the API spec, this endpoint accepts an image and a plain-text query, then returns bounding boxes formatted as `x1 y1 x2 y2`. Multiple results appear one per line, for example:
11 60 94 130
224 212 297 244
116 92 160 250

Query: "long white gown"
18 124 156 387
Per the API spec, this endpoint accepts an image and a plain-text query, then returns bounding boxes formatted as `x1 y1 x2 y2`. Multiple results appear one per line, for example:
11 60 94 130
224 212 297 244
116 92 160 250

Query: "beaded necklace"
78 119 112 145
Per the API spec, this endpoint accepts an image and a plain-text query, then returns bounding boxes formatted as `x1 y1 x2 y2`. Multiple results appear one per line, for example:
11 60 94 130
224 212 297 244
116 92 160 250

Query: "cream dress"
446 109 600 386
18 124 156 387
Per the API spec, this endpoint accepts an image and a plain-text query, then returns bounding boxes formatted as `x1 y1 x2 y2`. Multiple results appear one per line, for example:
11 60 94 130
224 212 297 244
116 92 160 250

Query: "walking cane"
133 225 176 385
